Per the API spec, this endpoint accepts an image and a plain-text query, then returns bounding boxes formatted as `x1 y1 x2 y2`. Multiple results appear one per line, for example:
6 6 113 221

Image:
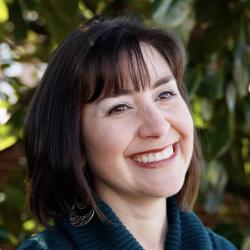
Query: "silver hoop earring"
69 200 95 227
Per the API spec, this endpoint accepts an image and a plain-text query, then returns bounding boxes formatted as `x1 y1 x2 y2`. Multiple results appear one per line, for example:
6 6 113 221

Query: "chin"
141 179 185 199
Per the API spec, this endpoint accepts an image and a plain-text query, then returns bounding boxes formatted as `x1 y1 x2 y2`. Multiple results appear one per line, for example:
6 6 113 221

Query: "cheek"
82 121 134 189
83 121 133 167
172 101 193 137
169 101 194 158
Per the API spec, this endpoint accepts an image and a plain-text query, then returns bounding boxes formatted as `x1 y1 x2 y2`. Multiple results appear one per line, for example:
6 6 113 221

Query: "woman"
18 16 237 250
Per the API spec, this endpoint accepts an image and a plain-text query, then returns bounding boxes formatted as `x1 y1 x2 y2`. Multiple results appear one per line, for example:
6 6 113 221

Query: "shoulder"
17 228 74 250
179 210 237 250
17 232 48 250
207 228 238 250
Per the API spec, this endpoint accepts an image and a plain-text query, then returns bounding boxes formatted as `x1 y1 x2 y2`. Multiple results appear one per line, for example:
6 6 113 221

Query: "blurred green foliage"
0 0 250 249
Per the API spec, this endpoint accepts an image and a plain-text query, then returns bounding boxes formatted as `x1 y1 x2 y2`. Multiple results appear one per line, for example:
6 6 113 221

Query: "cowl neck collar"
56 196 212 250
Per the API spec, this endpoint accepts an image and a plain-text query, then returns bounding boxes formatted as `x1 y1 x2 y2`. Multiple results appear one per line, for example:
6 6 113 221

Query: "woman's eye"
108 104 131 115
156 90 176 101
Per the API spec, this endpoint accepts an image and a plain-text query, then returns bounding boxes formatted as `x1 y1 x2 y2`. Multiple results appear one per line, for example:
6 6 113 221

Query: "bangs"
78 18 184 104
82 32 151 102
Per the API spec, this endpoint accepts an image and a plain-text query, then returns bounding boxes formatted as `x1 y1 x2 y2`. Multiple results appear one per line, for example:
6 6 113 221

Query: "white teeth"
155 153 162 161
133 145 174 163
148 154 154 162
142 155 149 163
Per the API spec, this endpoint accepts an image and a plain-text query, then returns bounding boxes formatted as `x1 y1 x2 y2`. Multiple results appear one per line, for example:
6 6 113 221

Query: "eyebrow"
152 75 175 89
98 75 175 102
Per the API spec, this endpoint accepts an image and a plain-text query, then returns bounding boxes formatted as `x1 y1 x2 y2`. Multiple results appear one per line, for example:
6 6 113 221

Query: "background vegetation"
0 0 250 249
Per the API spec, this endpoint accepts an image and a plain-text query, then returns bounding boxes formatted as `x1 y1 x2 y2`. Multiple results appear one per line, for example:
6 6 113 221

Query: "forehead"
112 45 172 89
120 45 173 92
137 44 173 82
85 43 174 103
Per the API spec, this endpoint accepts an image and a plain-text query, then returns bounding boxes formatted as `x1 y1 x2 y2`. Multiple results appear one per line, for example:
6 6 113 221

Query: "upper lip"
129 142 177 157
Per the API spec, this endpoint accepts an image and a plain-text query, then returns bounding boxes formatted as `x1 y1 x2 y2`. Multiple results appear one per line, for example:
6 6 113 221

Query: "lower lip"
129 143 178 169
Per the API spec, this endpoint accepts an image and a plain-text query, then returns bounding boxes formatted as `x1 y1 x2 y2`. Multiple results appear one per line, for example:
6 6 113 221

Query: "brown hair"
24 15 202 228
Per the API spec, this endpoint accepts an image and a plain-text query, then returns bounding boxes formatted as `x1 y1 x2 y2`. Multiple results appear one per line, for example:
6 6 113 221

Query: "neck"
98 191 168 250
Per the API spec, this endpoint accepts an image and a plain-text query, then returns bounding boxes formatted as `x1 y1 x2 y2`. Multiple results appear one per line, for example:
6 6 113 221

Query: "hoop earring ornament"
69 200 95 227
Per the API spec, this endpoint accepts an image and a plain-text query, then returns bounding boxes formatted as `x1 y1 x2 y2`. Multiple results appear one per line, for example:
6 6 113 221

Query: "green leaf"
153 0 173 20
0 100 10 109
0 134 17 150
22 220 36 232
226 83 236 112
237 99 250 135
8 0 28 41
0 226 18 245
0 105 25 150
0 123 17 150
0 0 9 23
203 160 228 213
186 65 203 97
152 0 195 42
198 55 225 100
233 22 249 98
36 0 80 43
192 97 213 126
242 235 250 250
82 0 98 14
204 103 235 159
192 97 209 128
153 0 191 26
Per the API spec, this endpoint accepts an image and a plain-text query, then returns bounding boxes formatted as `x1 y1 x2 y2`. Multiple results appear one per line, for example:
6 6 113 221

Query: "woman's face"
81 45 194 203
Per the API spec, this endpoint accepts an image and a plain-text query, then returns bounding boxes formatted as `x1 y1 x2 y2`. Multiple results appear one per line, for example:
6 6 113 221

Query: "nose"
138 107 170 139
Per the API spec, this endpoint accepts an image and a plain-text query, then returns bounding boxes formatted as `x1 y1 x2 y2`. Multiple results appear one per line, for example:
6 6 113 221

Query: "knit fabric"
18 196 237 250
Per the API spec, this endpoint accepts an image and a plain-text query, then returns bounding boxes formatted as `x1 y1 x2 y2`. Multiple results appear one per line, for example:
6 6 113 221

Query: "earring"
69 200 95 227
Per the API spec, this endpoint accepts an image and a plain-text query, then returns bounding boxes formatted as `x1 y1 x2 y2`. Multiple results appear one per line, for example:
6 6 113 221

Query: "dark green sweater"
18 196 237 250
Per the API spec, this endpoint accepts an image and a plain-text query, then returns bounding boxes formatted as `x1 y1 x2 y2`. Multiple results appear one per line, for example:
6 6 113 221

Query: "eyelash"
156 90 176 101
108 103 132 115
107 90 176 115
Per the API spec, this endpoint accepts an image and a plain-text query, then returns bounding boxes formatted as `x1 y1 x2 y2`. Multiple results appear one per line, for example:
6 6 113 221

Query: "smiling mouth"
132 143 177 164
